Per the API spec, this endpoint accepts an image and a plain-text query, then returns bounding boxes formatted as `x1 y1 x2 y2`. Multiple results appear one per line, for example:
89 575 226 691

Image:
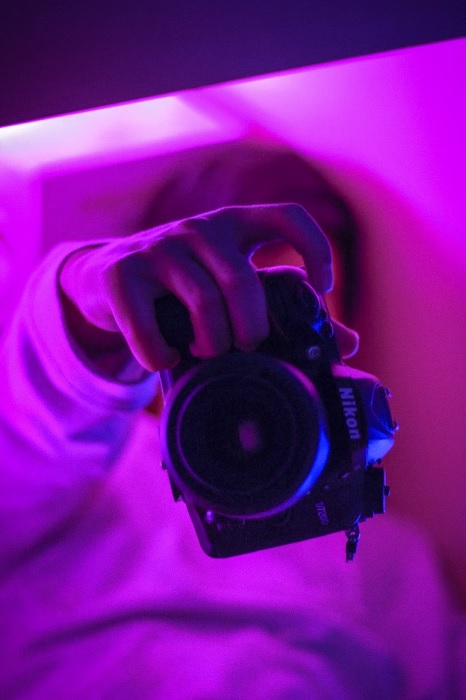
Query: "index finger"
205 204 334 294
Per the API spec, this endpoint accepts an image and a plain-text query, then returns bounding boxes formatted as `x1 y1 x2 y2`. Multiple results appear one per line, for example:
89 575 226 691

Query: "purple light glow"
0 95 242 169
1 38 465 698
0 95 243 326
238 419 263 453
1 39 463 264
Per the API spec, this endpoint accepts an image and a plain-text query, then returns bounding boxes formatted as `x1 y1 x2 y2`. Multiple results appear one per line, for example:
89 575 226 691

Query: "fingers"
82 204 338 371
211 254 269 351
180 228 269 351
212 204 334 294
106 261 180 371
110 245 268 369
181 204 333 351
154 243 233 360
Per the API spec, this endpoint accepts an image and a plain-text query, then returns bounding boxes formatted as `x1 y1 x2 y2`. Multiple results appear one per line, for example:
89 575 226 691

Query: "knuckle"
179 217 213 243
148 235 182 261
105 257 139 301
186 211 238 247
281 202 315 227
112 252 141 278
218 264 255 292
283 201 325 231
283 202 308 217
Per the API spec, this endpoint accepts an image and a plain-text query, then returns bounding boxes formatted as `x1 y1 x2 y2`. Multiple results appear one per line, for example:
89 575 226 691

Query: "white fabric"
0 245 464 699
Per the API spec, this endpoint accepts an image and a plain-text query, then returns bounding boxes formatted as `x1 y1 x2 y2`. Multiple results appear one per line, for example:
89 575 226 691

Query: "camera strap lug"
345 523 360 562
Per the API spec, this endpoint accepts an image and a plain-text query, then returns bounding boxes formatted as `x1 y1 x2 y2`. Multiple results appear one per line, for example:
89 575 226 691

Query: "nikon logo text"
339 387 361 440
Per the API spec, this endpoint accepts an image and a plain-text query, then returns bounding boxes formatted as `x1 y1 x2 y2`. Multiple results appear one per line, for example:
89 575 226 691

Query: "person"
0 141 464 699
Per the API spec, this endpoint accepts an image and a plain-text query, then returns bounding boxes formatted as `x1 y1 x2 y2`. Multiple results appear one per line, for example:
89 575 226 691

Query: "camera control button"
301 286 321 317
205 510 216 525
307 345 322 360
320 321 334 339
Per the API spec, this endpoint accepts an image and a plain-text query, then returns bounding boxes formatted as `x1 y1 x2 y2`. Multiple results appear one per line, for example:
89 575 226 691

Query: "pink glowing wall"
194 37 466 604
0 38 464 604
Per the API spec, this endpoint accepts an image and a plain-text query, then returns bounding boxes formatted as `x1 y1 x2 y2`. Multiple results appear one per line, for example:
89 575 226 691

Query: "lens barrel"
160 352 330 518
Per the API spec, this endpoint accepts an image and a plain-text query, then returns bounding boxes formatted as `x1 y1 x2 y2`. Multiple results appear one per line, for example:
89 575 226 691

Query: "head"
138 140 360 326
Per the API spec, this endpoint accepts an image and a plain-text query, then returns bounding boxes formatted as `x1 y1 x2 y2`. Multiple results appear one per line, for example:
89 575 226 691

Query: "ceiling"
1 1 465 127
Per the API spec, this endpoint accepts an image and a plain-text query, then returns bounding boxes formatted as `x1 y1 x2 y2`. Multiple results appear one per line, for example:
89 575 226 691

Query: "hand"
59 204 358 373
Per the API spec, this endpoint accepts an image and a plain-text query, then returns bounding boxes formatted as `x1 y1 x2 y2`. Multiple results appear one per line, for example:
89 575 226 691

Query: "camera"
156 266 397 560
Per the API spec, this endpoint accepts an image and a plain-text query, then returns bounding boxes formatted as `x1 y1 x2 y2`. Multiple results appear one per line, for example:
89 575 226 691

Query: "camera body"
156 267 397 559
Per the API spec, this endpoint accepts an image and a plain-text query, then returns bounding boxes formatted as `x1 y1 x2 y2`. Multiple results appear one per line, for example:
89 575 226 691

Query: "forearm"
0 243 158 568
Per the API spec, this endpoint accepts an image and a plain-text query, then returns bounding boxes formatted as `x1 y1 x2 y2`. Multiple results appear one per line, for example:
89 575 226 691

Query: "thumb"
333 321 359 359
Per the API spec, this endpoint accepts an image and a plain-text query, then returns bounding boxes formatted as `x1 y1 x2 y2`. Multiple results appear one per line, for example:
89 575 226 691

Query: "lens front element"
161 353 330 518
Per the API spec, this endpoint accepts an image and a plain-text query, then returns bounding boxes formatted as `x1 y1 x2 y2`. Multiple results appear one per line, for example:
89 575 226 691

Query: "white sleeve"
0 242 158 572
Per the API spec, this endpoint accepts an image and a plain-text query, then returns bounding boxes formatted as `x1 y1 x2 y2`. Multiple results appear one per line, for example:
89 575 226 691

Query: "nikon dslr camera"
156 266 397 560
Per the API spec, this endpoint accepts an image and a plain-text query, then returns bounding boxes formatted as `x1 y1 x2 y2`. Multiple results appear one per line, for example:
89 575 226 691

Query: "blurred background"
0 4 465 609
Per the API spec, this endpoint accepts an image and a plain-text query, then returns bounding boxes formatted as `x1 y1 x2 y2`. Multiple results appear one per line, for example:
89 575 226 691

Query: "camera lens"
160 353 329 518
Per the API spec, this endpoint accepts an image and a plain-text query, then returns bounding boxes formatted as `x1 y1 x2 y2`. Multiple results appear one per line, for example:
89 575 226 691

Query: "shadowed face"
138 144 358 326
